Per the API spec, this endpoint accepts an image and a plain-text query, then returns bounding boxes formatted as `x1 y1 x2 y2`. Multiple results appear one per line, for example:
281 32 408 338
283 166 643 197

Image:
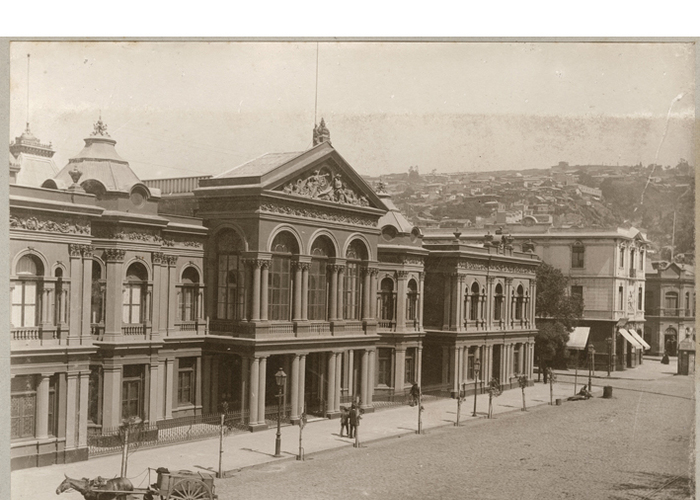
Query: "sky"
8 41 696 180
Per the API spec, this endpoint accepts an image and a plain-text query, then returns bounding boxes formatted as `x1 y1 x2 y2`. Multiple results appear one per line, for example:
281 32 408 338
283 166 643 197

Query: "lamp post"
587 344 595 391
472 358 481 417
274 367 287 458
606 335 613 377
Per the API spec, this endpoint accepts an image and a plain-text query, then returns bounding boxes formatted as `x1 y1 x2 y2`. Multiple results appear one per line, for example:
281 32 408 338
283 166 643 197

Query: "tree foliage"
535 263 584 366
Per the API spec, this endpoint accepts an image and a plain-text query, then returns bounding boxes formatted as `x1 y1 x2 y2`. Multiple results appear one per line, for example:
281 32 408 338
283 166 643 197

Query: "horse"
56 474 134 500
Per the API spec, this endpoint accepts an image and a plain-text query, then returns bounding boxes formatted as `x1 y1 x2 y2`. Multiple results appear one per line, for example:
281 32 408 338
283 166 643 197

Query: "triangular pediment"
262 142 386 211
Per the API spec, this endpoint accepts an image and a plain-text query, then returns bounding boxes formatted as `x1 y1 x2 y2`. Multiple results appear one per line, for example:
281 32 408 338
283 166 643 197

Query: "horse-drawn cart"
56 467 217 500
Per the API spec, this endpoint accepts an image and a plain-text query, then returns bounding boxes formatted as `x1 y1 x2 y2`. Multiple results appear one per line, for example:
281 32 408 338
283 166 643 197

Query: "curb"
219 392 584 478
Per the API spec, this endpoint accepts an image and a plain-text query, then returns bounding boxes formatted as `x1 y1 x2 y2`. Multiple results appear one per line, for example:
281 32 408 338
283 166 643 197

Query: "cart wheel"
168 479 212 500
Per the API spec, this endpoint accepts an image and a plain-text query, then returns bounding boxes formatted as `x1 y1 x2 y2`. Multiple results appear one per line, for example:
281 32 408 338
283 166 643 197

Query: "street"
218 368 694 500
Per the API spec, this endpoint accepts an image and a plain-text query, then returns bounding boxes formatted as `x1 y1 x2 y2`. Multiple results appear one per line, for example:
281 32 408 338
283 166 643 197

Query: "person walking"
348 403 359 439
340 406 350 437
409 382 421 407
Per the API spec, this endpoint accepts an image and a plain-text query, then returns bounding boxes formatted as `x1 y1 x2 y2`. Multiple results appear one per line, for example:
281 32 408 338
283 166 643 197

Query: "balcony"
12 327 41 341
378 320 396 332
309 322 331 335
122 324 145 335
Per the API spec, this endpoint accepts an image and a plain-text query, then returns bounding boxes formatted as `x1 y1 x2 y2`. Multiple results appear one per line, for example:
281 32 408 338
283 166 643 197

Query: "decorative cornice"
103 249 126 262
381 254 425 266
10 215 90 235
94 227 176 247
259 202 376 227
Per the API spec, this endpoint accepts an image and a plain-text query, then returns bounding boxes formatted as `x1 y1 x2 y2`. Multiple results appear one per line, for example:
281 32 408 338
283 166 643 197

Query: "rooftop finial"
313 118 330 146
92 115 110 137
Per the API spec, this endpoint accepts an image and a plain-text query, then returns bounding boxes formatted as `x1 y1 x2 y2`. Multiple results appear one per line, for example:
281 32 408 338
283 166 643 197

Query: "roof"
214 151 304 179
13 152 59 187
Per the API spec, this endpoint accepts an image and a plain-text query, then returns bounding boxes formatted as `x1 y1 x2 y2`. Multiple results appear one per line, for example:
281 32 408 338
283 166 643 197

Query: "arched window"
619 247 625 268
515 284 524 321
664 291 679 315
123 262 148 324
571 241 584 269
344 240 368 320
12 254 44 328
494 283 504 321
309 237 333 321
469 282 480 321
216 229 245 321
379 278 395 322
685 292 690 315
406 279 419 321
269 232 298 321
180 267 200 322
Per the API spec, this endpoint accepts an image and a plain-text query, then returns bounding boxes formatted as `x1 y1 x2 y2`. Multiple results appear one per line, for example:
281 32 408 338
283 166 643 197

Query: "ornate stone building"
9 119 539 470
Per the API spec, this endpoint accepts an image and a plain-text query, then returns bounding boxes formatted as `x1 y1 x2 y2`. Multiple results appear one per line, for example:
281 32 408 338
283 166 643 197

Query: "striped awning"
626 329 651 351
619 328 644 350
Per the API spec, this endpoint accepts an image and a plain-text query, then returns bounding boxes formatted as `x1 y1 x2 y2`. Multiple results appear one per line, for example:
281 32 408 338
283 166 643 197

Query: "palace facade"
9 119 539 470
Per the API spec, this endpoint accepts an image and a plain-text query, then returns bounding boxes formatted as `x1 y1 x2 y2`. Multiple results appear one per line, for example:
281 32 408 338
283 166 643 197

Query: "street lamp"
606 335 613 377
274 367 287 458
587 344 595 391
472 358 481 417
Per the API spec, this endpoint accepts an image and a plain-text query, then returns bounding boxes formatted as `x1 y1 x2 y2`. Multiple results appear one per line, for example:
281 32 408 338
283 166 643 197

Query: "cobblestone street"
219 370 694 500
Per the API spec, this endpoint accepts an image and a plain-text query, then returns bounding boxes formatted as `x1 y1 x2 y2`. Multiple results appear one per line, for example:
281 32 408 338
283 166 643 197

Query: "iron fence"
88 409 250 457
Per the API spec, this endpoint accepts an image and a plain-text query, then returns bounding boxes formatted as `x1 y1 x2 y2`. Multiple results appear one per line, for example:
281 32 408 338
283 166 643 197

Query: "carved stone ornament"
279 166 370 207
103 249 126 262
91 116 110 137
458 260 489 272
164 255 178 267
152 252 165 265
259 203 376 227
10 215 91 235
81 245 94 258
69 244 83 258
489 263 536 275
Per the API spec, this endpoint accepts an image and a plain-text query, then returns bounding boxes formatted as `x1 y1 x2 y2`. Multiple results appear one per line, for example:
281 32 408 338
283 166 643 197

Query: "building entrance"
304 352 327 417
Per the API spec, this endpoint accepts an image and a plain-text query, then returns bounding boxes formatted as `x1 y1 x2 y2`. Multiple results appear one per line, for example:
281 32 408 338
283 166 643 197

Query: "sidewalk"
553 355 678 382
12 361 674 500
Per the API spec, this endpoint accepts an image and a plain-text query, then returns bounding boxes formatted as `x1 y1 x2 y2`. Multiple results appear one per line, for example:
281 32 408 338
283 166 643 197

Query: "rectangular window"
122 285 141 324
122 365 144 420
467 348 476 379
308 260 327 321
178 358 196 406
48 375 58 437
88 366 103 426
513 345 521 375
377 349 392 386
344 263 362 320
269 257 291 321
180 286 197 321
571 286 583 300
404 349 415 385
571 244 584 269
638 288 644 311
11 376 36 440
12 281 38 327
618 286 624 311
619 247 625 268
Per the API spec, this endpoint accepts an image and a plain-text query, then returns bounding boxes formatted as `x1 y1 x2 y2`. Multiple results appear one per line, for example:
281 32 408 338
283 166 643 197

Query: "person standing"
340 407 350 437
348 403 359 439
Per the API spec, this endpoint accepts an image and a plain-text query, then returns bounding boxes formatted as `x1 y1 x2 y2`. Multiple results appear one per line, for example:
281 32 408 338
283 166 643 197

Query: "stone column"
257 356 267 425
334 352 342 411
451 346 460 395
165 359 174 419
486 277 495 330
211 357 219 413
65 372 78 450
394 348 406 392
418 272 425 329
77 371 89 448
326 352 337 416
166 255 178 333
102 366 121 428
156 360 165 420
462 346 469 383
103 249 126 341
336 266 345 320
250 261 262 321
396 271 408 330
202 356 211 413
240 356 249 414
368 349 375 405
35 374 51 439
293 262 303 321
347 350 355 399
360 349 369 406
248 357 260 425
442 345 450 385
291 355 300 420
151 253 164 336
260 262 269 321
362 268 371 320
149 362 159 422
80 246 93 340
159 256 169 335
449 273 460 331
370 269 378 319
301 264 309 321
504 278 513 328
68 245 83 342
329 265 338 321
195 357 203 409
443 274 452 330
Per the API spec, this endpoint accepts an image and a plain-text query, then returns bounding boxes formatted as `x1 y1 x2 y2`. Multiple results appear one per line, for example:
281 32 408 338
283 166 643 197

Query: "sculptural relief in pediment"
278 165 370 207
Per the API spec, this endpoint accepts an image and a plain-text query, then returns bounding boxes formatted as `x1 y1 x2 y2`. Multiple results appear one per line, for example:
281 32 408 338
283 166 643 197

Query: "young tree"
535 263 584 374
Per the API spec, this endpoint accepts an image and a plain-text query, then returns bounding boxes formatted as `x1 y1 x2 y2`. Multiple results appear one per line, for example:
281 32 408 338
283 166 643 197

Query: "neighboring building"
644 261 695 356
9 118 538 471
422 223 650 372
9 125 58 186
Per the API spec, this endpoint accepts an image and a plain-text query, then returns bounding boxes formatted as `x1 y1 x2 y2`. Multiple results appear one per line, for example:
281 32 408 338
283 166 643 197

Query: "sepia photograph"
5 39 696 499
